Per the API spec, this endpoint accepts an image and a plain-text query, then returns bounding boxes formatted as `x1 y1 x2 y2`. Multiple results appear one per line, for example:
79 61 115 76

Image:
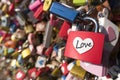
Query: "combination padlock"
64 17 105 64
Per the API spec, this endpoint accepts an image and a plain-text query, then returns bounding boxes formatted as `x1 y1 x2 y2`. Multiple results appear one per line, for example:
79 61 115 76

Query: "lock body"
50 2 79 22
64 31 104 64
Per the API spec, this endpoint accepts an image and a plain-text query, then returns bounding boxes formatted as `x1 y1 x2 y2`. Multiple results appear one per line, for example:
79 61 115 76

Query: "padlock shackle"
83 17 99 33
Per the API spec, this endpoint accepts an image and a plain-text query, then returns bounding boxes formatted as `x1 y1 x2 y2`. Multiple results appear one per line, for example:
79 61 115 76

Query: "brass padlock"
24 24 34 34
70 65 86 79
51 67 62 77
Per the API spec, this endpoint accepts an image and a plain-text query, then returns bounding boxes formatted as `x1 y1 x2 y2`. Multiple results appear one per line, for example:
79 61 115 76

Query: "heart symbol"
73 37 94 54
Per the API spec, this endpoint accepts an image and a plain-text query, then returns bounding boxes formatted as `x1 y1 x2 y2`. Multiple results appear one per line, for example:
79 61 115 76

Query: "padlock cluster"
0 0 120 80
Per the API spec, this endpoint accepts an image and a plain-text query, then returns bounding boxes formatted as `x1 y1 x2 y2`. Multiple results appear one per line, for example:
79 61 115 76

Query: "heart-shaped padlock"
64 17 105 64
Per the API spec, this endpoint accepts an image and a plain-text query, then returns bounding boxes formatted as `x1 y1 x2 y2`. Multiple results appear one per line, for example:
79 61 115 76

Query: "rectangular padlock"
73 0 87 6
70 65 86 79
66 73 82 80
29 0 42 11
35 56 47 68
43 21 52 48
27 11 39 24
64 17 105 64
49 2 79 22
58 21 71 40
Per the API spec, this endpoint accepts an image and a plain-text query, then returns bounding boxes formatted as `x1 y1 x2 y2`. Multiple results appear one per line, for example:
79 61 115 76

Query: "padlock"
0 44 4 54
66 72 82 80
56 47 65 62
1 4 8 12
10 59 17 68
73 0 106 6
70 65 86 79
15 12 26 26
4 40 17 48
28 32 42 46
36 21 46 32
36 44 44 55
21 48 31 59
43 21 52 48
49 2 79 22
17 54 23 66
29 0 42 12
108 65 120 79
58 21 71 40
43 0 52 11
44 45 53 57
34 4 43 19
35 56 47 68
11 29 26 42
24 24 34 34
27 11 39 24
51 67 62 77
9 23 17 33
80 9 119 77
15 70 26 80
64 17 105 64
28 68 41 79
1 16 10 27
61 60 69 75
8 3 14 15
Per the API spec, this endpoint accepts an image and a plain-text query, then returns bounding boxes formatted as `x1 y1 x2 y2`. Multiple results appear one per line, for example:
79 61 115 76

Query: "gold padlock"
21 48 31 59
11 51 19 58
51 67 62 77
3 48 8 56
2 4 8 12
76 60 80 66
70 65 86 79
43 0 52 11
24 24 34 34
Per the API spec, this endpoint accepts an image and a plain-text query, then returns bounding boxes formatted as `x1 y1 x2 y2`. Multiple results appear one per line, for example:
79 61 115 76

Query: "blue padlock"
49 2 79 22
9 23 17 33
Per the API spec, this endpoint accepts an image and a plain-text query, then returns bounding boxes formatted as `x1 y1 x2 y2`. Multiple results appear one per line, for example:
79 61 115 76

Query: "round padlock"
43 0 52 11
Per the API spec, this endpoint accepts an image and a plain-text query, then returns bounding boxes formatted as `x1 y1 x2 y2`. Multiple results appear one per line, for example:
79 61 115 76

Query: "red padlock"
59 21 71 40
15 70 26 80
64 17 105 64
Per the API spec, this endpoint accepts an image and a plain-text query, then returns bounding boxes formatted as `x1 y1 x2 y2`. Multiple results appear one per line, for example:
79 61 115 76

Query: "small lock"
49 2 79 22
108 65 120 79
27 11 39 24
64 17 105 64
1 4 8 12
73 0 106 6
70 65 86 79
35 56 47 68
1 16 10 27
34 4 43 19
29 0 42 11
4 40 17 48
58 21 71 40
66 72 82 80
51 67 62 77
21 48 31 59
15 70 26 80
43 0 52 11
11 29 26 42
24 24 34 34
